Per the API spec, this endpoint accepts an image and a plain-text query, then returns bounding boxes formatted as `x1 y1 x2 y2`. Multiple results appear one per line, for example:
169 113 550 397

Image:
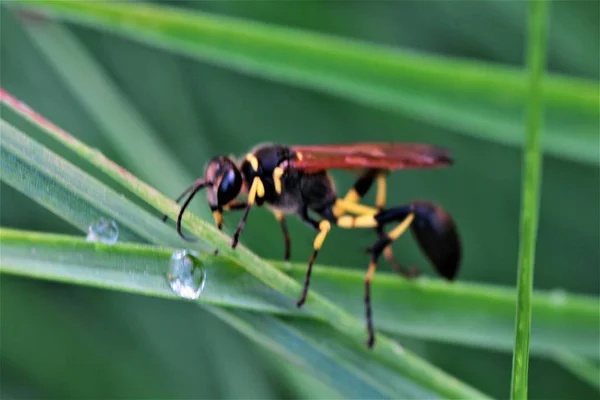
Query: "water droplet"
549 288 567 306
167 250 206 300
86 217 119 244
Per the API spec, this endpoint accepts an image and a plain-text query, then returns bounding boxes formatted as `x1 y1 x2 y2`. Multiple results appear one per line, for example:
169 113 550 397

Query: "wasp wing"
290 143 453 173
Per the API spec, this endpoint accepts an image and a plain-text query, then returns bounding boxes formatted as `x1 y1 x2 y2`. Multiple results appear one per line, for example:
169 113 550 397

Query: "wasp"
164 142 461 347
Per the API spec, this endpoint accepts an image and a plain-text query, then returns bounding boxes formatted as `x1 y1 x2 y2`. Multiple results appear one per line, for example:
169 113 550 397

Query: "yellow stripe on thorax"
247 177 265 205
273 167 284 194
245 153 259 171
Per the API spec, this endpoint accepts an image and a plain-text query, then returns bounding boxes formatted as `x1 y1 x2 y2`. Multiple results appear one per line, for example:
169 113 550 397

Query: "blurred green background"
1 1 598 399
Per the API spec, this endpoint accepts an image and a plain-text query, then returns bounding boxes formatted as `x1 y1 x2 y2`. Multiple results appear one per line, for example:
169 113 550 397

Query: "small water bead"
86 217 119 244
167 250 206 300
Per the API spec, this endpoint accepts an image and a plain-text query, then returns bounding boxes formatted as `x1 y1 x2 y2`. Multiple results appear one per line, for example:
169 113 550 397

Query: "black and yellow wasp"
164 142 461 347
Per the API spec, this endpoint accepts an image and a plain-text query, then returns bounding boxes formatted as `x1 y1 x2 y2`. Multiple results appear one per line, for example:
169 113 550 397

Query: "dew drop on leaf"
167 250 206 300
86 217 119 244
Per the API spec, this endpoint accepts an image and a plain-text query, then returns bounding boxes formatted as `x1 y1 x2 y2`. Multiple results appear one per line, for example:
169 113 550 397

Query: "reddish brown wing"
290 143 453 173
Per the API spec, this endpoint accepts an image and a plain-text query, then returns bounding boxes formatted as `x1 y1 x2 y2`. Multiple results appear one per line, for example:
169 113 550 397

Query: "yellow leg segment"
337 214 378 229
213 210 223 230
375 174 387 209
314 220 331 250
231 177 263 249
343 188 361 204
388 213 415 240
334 173 387 217
297 220 331 307
335 199 378 216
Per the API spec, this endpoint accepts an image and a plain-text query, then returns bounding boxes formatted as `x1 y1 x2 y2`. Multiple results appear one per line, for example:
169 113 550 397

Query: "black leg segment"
373 201 460 280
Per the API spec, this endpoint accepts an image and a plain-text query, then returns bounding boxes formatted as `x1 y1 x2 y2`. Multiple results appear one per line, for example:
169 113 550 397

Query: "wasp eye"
217 168 242 205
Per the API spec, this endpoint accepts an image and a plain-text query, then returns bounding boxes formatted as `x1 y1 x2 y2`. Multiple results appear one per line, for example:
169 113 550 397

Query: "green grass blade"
0 98 489 399
0 126 427 399
3 225 597 359
13 0 600 165
209 307 437 399
0 121 147 244
553 352 600 391
1 96 489 399
0 229 423 399
16 13 211 221
511 1 550 399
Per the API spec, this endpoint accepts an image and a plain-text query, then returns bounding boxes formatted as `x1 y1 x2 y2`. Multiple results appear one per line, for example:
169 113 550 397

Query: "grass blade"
0 127 424 398
12 0 600 165
0 97 489 398
511 1 550 399
16 12 211 221
0 233 422 399
2 225 597 359
553 352 600 391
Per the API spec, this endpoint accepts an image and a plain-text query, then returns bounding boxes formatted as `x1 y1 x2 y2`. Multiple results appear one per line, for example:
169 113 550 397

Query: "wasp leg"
363 207 416 348
375 225 420 278
296 205 386 308
295 207 327 307
333 169 379 217
273 210 292 261
212 201 247 255
373 202 461 280
366 202 461 347
231 177 264 249
332 171 403 272
364 256 378 348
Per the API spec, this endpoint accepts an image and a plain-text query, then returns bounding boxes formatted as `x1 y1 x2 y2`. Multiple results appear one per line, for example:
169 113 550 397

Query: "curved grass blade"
16 14 212 222
13 0 600 165
210 308 438 399
511 1 550 399
0 120 147 244
0 113 489 398
553 352 600 391
0 127 424 398
0 231 418 399
0 93 490 399
1 226 598 359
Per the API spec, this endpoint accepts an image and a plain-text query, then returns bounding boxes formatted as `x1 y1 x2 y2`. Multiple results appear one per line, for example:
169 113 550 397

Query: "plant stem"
511 0 550 399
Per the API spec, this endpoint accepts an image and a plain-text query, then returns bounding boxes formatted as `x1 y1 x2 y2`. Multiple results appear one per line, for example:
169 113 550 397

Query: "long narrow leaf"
553 352 600 391
511 1 550 399
0 109 488 398
0 90 490 398
14 0 600 165
16 16 212 222
0 124 430 398
0 232 424 399
2 226 597 358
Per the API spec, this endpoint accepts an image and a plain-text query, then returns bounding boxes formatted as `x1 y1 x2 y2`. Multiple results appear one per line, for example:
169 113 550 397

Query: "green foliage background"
1 1 598 399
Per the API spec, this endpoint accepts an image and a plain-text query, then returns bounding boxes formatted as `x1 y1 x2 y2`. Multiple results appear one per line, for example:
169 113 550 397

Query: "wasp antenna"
409 201 461 280
161 178 207 222
175 180 212 242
